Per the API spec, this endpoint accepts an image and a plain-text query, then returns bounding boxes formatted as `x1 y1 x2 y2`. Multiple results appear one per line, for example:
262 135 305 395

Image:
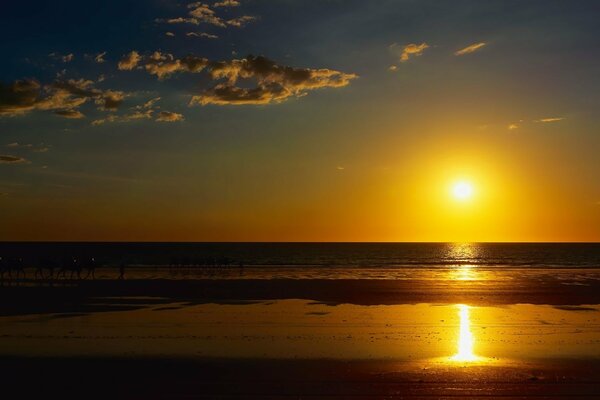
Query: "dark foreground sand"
1 357 599 399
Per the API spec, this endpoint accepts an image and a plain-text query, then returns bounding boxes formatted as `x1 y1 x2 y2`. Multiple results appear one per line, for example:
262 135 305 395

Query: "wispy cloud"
535 117 565 123
5 142 51 152
157 1 256 29
214 0 240 7
390 43 429 63
92 110 153 126
49 52 75 63
94 51 107 63
455 42 486 56
187 32 218 39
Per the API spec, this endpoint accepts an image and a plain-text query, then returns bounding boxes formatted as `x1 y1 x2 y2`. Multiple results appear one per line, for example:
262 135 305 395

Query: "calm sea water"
1 242 599 268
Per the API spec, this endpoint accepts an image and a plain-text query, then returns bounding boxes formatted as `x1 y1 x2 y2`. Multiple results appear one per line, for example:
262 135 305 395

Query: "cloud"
188 2 226 27
119 51 209 80
94 51 107 63
163 17 200 25
165 32 175 37
214 0 240 7
0 155 28 164
54 109 85 119
98 90 126 111
388 65 398 72
508 123 519 130
0 78 125 118
92 109 154 126
0 79 43 116
118 52 356 106
225 16 257 27
49 52 74 63
390 43 429 63
187 32 219 39
137 97 161 110
535 117 565 123
156 111 184 122
117 51 142 70
5 142 49 152
157 1 256 29
455 42 486 56
191 55 357 105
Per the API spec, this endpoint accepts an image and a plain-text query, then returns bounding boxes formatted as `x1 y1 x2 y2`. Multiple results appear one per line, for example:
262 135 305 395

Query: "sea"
1 242 599 280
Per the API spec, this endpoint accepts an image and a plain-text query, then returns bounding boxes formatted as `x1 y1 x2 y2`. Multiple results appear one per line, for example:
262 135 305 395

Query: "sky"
1 0 599 242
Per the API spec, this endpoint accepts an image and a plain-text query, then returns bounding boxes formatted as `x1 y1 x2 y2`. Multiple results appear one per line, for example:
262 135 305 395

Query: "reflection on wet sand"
0 300 598 362
451 304 478 362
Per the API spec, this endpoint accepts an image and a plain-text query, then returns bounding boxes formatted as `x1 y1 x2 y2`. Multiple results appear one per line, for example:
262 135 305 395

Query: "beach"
1 262 600 398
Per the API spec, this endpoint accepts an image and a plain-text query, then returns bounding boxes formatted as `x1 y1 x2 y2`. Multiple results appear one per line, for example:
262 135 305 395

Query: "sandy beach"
1 271 599 398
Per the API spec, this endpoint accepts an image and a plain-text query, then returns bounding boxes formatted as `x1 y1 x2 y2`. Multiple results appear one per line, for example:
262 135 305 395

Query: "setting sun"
452 181 474 201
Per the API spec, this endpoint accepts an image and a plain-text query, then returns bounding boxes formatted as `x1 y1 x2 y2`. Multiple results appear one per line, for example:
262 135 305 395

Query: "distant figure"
8 257 26 280
56 257 81 280
119 263 126 280
83 257 97 279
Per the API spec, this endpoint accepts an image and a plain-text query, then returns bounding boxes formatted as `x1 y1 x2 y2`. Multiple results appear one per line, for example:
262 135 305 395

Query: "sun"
452 181 473 200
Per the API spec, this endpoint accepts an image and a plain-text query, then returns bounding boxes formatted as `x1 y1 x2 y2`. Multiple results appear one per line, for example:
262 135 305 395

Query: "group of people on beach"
0 255 244 281
0 256 99 280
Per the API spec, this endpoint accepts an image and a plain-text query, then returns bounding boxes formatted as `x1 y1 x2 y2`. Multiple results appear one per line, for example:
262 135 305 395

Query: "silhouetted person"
119 263 126 280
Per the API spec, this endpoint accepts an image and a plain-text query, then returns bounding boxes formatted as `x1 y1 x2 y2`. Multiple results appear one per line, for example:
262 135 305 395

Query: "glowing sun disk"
452 181 473 200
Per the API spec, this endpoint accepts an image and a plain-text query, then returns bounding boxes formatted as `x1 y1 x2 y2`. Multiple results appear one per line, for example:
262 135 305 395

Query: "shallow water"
1 300 598 362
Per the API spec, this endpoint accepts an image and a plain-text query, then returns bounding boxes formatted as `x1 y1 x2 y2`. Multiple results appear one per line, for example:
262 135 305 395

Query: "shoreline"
1 277 599 316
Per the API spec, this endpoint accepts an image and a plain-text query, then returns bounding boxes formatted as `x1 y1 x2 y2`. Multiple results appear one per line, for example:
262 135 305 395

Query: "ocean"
1 242 599 269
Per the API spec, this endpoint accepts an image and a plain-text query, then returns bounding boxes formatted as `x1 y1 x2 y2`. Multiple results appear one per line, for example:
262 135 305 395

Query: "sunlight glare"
451 304 478 362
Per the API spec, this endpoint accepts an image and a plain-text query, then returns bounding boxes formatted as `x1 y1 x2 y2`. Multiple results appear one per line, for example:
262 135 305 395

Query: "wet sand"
1 275 600 398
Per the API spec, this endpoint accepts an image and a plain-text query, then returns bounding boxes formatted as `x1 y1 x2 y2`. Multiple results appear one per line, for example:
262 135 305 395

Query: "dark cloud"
0 79 42 116
0 155 28 164
54 109 85 119
0 78 125 117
